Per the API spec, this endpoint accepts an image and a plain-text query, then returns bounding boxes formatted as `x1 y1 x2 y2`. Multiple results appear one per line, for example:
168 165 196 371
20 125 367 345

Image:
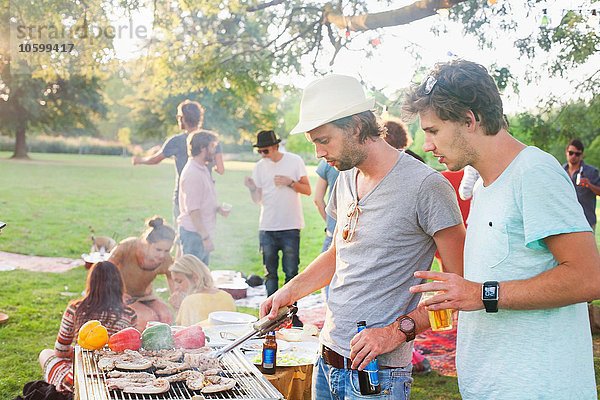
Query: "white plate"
203 324 254 346
208 311 258 325
240 339 291 352
247 340 319 366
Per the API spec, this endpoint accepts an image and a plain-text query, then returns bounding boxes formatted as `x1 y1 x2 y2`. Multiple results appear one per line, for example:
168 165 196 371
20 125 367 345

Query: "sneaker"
291 314 304 328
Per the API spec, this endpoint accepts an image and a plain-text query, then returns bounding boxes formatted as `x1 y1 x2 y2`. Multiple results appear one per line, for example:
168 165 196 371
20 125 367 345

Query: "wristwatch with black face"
482 281 499 313
396 315 416 342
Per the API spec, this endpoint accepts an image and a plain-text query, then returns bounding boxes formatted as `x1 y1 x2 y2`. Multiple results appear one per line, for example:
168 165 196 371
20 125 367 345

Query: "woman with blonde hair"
168 254 235 326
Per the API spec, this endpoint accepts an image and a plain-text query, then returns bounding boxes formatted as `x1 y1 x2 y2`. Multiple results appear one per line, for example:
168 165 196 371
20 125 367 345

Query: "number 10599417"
18 43 74 52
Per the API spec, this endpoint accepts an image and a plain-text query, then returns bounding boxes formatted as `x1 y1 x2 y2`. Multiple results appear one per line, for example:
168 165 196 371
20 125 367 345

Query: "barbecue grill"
74 346 284 400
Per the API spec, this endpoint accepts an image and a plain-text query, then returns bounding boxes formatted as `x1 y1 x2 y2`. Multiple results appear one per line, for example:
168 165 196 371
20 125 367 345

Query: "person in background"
314 158 339 253
563 138 600 231
244 130 311 327
132 100 224 228
383 118 425 163
382 117 435 375
404 59 600 399
178 131 229 265
261 74 465 399
168 254 236 326
38 261 137 393
109 216 176 331
458 165 480 201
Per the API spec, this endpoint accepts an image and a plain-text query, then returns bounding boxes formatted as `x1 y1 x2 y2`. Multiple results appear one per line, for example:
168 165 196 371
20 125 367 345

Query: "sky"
110 1 600 115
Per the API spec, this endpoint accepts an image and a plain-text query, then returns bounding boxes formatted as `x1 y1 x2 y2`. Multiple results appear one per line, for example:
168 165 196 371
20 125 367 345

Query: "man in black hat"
244 130 311 325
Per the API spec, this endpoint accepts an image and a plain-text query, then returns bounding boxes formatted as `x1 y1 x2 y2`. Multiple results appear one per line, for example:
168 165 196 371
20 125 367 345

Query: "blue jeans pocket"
348 368 413 400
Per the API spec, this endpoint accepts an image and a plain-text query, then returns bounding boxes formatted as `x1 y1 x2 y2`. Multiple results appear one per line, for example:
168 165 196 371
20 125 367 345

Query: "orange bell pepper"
77 320 109 350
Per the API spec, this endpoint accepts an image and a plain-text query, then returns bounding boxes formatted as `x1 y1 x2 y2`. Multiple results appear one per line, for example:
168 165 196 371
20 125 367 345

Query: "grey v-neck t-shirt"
323 151 462 367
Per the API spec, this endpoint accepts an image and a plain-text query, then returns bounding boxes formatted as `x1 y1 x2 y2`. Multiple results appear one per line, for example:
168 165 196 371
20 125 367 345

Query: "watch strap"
482 281 499 313
396 315 416 342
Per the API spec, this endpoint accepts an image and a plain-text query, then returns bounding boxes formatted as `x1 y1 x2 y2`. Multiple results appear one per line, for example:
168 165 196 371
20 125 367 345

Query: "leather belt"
321 345 352 369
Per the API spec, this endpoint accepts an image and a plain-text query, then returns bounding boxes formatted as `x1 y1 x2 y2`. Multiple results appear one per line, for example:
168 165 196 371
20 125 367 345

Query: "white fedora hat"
290 74 375 134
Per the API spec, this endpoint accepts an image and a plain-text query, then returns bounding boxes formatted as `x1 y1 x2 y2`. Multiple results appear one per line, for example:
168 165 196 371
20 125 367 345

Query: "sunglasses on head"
422 75 480 122
257 149 270 155
568 151 582 156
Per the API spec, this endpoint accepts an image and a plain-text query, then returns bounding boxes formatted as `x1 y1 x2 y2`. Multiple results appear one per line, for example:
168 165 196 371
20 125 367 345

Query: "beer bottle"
261 331 277 374
356 321 381 395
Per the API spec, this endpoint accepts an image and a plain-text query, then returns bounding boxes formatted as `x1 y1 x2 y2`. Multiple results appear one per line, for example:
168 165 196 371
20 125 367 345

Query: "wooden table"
264 364 313 400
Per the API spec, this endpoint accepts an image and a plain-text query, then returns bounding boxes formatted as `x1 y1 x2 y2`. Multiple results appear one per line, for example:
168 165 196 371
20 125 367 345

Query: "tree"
0 0 112 158
3 0 599 154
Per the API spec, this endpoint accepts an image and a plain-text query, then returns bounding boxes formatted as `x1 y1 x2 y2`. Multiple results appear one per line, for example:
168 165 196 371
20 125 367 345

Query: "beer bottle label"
263 348 275 368
365 367 380 386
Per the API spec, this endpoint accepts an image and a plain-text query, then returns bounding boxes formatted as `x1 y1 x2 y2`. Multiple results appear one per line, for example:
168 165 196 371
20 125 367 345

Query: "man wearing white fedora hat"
260 74 465 399
244 130 311 327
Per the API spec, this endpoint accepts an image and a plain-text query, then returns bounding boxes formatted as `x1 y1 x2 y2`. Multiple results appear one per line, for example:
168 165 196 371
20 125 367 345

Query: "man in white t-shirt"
244 130 312 319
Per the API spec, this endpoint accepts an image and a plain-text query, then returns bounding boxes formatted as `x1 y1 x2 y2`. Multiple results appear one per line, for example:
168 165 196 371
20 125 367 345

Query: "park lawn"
0 152 598 398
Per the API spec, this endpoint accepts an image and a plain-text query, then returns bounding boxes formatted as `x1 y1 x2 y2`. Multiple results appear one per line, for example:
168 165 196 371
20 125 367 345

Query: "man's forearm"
588 182 600 196
499 232 600 309
248 187 262 204
290 180 311 196
314 200 327 221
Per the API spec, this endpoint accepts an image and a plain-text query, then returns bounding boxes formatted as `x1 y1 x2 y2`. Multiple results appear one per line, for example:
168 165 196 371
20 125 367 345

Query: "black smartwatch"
396 315 416 342
482 281 499 313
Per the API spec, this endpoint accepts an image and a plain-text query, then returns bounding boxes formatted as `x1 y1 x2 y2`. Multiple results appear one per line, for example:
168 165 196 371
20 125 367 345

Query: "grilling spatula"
212 305 298 359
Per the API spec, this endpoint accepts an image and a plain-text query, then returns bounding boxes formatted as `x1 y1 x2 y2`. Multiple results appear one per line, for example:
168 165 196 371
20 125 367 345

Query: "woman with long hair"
168 254 235 326
109 215 176 331
38 261 136 393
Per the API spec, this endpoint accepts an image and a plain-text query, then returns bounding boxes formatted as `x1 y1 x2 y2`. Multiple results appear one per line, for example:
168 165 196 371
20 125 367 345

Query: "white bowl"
277 328 304 342
209 311 257 325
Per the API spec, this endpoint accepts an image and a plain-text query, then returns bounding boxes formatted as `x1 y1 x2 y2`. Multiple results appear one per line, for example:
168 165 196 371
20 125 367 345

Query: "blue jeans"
259 229 300 297
179 227 210 266
313 356 413 400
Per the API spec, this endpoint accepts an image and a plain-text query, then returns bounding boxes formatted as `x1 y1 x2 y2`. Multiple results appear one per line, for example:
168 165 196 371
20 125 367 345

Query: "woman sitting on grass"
168 254 235 326
38 261 137 393
109 216 176 331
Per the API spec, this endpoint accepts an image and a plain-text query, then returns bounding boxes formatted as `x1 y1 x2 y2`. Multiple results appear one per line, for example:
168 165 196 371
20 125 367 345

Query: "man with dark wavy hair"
261 74 465 399
404 59 600 399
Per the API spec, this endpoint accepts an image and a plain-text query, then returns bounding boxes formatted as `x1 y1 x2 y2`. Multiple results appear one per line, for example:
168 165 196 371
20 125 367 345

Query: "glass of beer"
421 291 453 331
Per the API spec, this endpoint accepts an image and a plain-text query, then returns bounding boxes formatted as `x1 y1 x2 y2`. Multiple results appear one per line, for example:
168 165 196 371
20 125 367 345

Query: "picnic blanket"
414 328 457 377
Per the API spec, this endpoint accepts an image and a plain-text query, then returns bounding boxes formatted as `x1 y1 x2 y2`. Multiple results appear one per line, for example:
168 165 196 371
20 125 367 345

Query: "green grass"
0 152 599 399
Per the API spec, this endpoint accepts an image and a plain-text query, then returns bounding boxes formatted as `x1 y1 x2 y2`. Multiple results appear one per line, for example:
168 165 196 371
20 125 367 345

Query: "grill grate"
74 347 284 400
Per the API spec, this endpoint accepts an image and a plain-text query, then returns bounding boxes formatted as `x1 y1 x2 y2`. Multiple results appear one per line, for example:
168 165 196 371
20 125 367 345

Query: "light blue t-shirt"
457 147 595 399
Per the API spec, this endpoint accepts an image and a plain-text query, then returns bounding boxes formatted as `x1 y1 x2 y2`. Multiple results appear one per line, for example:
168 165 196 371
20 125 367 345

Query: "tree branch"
247 0 287 12
324 0 469 32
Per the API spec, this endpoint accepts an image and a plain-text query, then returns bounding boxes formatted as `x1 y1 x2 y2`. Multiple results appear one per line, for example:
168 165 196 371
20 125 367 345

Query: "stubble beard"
448 127 477 171
335 133 368 171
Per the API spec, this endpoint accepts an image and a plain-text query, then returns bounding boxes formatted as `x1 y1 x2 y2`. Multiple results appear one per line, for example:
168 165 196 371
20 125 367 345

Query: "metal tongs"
212 305 298 358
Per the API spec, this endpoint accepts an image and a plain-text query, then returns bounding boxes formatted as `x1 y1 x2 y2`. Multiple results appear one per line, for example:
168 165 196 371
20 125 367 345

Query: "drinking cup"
221 202 232 216
421 291 453 331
